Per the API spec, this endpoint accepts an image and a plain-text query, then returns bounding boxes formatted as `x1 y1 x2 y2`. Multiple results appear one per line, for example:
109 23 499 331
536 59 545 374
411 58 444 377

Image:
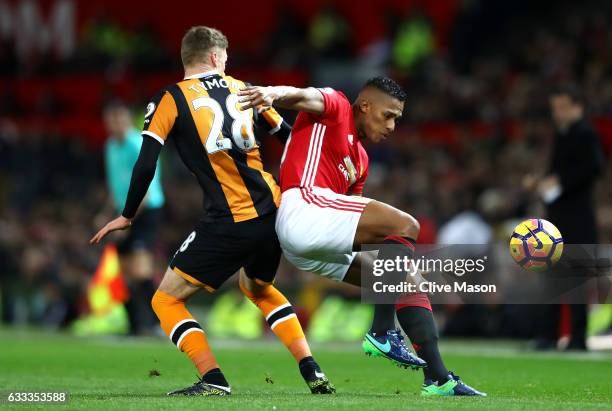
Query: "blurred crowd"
0 1 610 338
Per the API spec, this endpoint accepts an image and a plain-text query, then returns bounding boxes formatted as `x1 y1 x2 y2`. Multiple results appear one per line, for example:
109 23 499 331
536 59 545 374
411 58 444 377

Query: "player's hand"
89 215 132 244
537 174 561 200
238 86 278 112
538 174 560 192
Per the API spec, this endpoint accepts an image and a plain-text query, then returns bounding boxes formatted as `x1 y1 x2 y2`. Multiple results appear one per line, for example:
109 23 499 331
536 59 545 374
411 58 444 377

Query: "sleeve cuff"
121 210 135 219
142 130 165 146
268 119 283 134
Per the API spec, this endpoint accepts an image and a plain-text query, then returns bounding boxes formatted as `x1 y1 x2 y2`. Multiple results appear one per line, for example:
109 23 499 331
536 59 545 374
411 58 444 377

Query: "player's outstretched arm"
239 86 325 115
90 137 162 244
89 215 132 244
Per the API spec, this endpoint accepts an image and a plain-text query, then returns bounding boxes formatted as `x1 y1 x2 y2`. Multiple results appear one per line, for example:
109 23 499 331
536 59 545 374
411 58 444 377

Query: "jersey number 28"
192 94 256 154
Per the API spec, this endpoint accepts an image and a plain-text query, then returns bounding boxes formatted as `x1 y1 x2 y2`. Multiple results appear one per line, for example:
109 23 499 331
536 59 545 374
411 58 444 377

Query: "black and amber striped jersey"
142 70 290 223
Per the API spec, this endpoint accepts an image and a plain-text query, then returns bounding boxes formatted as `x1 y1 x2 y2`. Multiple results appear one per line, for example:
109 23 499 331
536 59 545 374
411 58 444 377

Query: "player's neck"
184 65 219 79
352 105 367 140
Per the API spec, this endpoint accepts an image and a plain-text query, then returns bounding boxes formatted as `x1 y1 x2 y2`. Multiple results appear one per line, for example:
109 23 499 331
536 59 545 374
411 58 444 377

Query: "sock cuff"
298 356 320 381
298 356 315 367
395 292 432 311
383 235 416 250
266 304 296 329
202 368 229 387
170 319 203 348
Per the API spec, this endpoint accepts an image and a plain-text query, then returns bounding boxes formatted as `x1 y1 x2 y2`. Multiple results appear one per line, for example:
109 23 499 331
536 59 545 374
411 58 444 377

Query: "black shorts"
169 212 281 291
116 207 163 255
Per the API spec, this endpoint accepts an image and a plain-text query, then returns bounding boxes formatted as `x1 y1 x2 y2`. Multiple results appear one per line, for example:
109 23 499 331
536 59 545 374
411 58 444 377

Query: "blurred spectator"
391 9 435 72
308 4 352 62
79 15 130 66
102 101 165 335
263 9 308 69
524 84 606 351
436 191 492 246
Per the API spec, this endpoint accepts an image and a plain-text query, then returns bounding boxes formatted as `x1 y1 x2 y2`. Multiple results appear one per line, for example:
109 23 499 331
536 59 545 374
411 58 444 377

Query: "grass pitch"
0 329 610 410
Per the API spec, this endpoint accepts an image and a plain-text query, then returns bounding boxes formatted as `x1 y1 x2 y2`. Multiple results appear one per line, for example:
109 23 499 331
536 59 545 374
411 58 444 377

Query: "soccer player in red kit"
239 77 486 396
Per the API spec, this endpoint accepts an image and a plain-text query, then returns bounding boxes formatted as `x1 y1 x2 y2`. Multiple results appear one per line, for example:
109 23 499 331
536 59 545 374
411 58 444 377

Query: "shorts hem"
251 278 274 286
171 266 216 293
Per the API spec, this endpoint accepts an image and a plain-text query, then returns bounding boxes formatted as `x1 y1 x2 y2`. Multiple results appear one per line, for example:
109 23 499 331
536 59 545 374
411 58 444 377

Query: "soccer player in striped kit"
91 26 334 397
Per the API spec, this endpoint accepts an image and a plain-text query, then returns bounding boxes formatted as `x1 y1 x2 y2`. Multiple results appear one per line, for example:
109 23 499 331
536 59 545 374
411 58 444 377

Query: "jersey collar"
184 69 219 80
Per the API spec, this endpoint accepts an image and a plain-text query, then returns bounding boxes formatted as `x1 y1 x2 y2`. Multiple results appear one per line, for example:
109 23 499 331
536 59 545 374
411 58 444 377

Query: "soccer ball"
509 218 563 272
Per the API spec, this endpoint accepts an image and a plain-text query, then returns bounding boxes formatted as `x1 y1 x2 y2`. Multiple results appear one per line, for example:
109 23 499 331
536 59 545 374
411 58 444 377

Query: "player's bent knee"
238 279 256 300
239 278 272 301
157 267 199 300
238 271 259 298
396 212 420 240
151 289 170 318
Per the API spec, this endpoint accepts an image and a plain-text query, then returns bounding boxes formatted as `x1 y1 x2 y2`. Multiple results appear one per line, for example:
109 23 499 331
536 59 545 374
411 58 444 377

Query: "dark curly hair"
362 76 407 102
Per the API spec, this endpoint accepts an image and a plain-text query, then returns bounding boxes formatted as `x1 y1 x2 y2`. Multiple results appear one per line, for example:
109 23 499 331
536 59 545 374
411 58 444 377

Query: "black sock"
298 356 321 380
370 304 396 336
370 236 417 336
396 306 449 383
201 368 229 387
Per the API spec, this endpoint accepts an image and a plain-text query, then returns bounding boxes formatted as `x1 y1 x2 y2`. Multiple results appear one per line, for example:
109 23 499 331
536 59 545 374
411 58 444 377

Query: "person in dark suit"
525 84 606 350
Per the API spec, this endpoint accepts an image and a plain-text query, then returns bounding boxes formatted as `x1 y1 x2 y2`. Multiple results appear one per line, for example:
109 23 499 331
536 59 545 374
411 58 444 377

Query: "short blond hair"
180 26 228 67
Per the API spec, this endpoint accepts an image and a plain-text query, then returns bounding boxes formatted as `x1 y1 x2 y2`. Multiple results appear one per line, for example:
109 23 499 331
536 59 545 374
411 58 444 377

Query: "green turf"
0 329 611 410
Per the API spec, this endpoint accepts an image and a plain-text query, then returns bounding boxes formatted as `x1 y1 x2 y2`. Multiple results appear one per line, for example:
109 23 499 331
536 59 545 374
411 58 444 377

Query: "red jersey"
280 88 369 195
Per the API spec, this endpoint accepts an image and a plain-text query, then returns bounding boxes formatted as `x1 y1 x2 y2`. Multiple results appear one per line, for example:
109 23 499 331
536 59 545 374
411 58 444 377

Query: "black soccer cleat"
305 370 336 394
167 378 231 396
299 356 336 394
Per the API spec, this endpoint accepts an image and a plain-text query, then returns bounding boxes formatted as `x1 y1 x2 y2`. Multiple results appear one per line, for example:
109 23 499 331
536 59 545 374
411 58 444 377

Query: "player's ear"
358 98 370 114
210 51 218 67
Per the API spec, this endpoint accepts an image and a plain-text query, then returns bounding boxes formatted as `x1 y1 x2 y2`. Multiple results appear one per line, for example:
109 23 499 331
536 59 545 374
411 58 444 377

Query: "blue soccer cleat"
362 329 427 370
421 372 487 397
